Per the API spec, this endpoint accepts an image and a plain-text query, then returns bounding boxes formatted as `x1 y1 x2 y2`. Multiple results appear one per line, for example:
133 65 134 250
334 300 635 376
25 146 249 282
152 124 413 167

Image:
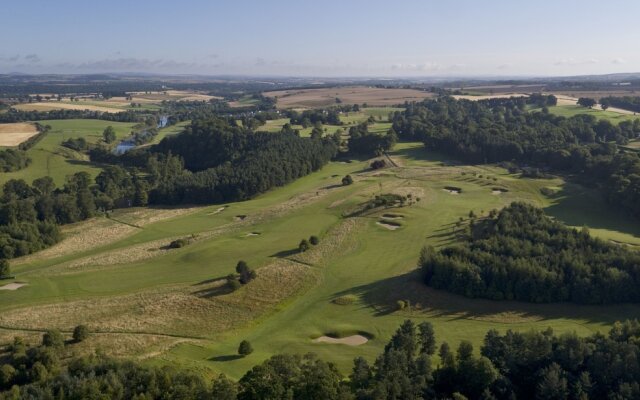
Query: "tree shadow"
210 355 243 362
270 248 300 258
544 182 640 240
333 270 640 324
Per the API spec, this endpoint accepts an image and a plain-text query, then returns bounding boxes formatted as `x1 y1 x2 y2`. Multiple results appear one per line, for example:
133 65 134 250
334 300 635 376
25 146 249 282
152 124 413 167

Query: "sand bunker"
382 213 404 220
443 189 460 195
491 188 508 195
245 232 261 237
377 221 401 230
0 282 27 291
234 215 247 221
207 206 227 215
313 335 369 346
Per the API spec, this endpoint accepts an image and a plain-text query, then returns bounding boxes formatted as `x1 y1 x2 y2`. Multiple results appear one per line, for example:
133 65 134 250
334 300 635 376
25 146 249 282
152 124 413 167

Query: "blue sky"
1 0 639 77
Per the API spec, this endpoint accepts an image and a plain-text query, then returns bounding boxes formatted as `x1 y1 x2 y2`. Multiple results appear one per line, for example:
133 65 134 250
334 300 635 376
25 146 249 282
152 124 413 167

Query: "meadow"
0 119 135 185
2 137 640 379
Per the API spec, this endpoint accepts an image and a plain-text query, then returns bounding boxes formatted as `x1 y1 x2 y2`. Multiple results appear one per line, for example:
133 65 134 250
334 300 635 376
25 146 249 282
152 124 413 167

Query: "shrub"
236 261 256 284
396 300 406 311
299 239 310 253
238 340 253 356
168 238 189 249
309 235 320 246
73 325 90 343
42 329 64 348
226 274 242 291
342 175 354 186
0 260 9 277
370 159 387 170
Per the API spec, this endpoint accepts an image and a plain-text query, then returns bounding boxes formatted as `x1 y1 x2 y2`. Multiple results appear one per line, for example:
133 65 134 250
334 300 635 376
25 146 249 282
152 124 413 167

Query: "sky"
1 0 639 77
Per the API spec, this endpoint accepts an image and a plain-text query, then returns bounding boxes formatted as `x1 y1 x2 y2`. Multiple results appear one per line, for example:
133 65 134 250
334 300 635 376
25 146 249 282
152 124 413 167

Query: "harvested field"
264 86 433 108
13 102 123 113
0 122 39 146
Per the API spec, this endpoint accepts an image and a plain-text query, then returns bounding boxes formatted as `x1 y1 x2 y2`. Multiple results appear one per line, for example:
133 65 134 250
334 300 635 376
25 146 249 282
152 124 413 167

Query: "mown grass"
4 137 640 379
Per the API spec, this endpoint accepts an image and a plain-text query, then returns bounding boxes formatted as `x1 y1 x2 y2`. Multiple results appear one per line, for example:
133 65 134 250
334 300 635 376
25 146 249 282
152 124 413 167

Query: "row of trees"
600 96 640 113
420 202 640 304
348 122 397 156
5 319 640 399
390 96 640 218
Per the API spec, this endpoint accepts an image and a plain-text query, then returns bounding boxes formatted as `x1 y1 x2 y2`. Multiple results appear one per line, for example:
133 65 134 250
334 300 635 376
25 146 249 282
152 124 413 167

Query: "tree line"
5 319 640 399
420 202 640 304
600 96 640 113
390 96 640 218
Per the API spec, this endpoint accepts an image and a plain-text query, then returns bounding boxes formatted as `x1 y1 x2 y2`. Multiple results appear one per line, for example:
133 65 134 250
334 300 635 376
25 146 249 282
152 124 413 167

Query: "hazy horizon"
2 0 640 77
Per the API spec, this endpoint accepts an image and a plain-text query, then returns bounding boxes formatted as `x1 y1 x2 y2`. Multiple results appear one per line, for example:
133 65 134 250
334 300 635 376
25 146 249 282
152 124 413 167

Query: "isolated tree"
42 329 64 348
577 97 597 108
342 175 354 186
102 126 117 144
72 325 90 342
238 340 253 356
236 261 256 284
309 235 320 246
299 239 310 253
0 259 9 277
600 98 610 110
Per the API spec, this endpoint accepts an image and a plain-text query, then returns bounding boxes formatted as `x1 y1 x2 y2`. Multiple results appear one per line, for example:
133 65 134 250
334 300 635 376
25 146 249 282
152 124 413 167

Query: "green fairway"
3 141 640 379
0 119 136 186
544 105 640 123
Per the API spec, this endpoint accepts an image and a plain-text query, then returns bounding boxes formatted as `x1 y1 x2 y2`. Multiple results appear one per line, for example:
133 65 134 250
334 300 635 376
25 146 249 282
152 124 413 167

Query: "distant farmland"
264 86 433 108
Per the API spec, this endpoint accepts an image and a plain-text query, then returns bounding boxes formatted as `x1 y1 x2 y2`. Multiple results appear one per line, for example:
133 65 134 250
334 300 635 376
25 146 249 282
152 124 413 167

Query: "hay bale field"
264 86 433 108
0 122 39 146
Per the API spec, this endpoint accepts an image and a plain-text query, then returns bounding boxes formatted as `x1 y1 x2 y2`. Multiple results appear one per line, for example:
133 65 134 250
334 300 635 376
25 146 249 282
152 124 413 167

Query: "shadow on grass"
544 182 640 240
334 270 640 324
210 355 244 362
270 248 300 258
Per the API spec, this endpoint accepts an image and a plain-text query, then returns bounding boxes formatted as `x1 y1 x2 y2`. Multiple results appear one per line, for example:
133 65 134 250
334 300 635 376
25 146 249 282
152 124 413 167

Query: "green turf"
541 105 640 123
0 119 136 186
5 140 640 379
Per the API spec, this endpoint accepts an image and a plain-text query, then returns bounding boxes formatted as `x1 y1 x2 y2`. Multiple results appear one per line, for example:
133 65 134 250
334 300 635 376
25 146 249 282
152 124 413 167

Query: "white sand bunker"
245 232 261 237
382 213 404 220
207 206 227 215
377 221 401 230
313 335 369 346
491 188 509 195
443 187 461 195
0 282 27 291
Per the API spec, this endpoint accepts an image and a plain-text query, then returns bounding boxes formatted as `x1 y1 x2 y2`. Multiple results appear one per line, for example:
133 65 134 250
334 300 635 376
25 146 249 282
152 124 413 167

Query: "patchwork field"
13 102 126 113
0 122 38 146
3 140 640 379
0 119 135 185
264 86 434 108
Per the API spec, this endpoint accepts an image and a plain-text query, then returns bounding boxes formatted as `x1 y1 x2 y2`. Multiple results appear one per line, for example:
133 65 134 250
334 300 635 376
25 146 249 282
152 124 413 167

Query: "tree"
238 340 253 356
342 175 353 186
236 261 256 284
73 325 90 342
42 329 64 348
102 126 117 144
577 97 597 108
299 239 310 253
418 321 436 355
212 373 238 400
537 363 568 400
0 259 9 277
309 235 320 246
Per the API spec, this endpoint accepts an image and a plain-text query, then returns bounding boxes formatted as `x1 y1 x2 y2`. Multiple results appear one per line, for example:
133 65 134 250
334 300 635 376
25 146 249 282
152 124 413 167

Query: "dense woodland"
4 319 640 399
600 96 640 113
391 96 640 218
420 202 640 304
0 108 147 123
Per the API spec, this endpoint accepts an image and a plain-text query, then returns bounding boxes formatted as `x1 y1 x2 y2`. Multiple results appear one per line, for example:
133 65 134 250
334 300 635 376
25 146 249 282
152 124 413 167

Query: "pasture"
0 122 38 146
0 119 135 185
264 86 433 108
2 140 640 379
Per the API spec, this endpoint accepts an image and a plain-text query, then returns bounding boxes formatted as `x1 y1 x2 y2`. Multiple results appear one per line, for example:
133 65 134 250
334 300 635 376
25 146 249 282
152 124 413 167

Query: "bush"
226 274 242 291
370 159 387 170
0 259 10 277
342 175 353 186
236 261 256 284
396 300 406 311
42 329 64 348
238 340 253 356
299 239 310 253
309 235 320 246
73 325 90 343
168 238 189 249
